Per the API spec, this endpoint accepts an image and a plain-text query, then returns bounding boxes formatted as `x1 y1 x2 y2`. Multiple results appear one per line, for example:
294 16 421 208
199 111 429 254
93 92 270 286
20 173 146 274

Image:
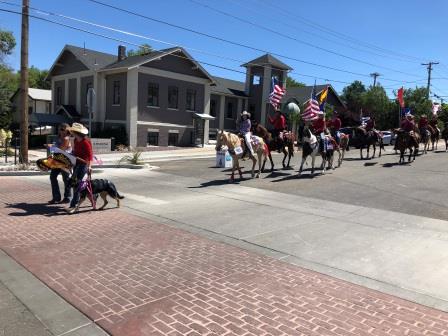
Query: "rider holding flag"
312 111 327 153
328 112 342 144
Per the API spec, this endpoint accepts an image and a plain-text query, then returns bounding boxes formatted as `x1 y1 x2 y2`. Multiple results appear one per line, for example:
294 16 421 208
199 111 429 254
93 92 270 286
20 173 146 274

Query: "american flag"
269 77 286 109
301 85 320 121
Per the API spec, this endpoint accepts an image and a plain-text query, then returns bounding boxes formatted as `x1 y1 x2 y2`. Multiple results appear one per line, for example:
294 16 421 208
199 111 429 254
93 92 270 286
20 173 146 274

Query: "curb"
0 169 104 177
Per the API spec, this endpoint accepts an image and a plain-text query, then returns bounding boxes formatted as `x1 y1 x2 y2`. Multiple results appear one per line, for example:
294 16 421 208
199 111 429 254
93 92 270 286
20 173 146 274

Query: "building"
46 44 346 147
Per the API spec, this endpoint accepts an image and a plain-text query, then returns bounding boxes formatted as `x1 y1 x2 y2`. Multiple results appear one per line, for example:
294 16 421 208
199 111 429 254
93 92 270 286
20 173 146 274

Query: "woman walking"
66 123 92 214
48 123 72 204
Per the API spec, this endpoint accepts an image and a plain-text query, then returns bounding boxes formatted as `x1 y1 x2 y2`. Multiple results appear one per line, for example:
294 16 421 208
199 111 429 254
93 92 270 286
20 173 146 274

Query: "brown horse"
252 123 294 172
215 130 268 181
336 133 349 167
394 127 420 164
427 125 440 151
354 127 383 159
442 125 448 152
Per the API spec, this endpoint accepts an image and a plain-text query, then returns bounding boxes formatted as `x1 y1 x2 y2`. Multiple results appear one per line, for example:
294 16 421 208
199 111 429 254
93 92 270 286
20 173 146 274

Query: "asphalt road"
155 145 448 221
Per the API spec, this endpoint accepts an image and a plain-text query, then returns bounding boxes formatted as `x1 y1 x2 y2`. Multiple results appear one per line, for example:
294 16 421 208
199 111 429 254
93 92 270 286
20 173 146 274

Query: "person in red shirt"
268 110 287 151
401 114 415 133
312 112 327 152
328 112 342 144
67 123 93 214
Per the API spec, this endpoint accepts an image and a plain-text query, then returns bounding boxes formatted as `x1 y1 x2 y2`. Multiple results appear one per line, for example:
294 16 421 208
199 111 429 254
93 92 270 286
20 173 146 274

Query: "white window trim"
167 107 179 111
186 109 197 113
146 105 160 109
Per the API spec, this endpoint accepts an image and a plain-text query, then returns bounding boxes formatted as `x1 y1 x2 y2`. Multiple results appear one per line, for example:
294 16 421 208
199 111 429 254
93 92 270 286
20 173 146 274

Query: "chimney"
118 45 126 61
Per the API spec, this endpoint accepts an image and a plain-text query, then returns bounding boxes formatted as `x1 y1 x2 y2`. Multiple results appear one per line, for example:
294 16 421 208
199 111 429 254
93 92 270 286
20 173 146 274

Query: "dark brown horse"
354 127 383 159
441 125 448 152
427 125 440 151
394 127 420 164
252 123 294 172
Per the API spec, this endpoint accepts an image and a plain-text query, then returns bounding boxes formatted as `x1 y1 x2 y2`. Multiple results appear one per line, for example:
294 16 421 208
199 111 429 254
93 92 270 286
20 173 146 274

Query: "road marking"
123 193 169 205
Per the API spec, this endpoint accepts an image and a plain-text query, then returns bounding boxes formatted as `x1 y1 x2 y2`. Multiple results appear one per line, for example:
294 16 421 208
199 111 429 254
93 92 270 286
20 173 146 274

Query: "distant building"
45 44 347 147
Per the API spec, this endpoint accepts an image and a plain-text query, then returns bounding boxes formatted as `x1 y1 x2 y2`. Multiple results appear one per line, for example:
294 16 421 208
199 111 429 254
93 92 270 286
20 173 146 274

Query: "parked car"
381 131 393 145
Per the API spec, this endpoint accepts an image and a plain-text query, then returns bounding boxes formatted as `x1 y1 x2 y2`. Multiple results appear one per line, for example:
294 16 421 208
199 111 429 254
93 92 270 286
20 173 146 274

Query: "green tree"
127 44 154 57
27 66 50 89
402 87 432 118
341 80 366 115
0 65 19 129
286 76 305 88
0 30 16 63
361 85 395 129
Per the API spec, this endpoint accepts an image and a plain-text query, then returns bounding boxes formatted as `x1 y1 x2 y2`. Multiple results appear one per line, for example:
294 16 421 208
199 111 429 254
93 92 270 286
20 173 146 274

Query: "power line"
0 4 428 92
256 0 427 63
189 0 422 78
84 0 419 82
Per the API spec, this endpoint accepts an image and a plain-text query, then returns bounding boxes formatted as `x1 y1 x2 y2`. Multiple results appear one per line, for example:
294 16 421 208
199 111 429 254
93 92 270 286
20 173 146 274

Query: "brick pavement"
1 177 448 336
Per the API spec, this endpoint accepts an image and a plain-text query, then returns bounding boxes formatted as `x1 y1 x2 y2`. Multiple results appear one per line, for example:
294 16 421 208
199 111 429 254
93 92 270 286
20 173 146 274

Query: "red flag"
397 87 404 108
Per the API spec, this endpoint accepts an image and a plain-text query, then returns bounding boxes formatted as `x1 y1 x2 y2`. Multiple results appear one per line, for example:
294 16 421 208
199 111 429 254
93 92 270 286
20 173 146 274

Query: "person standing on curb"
66 123 92 214
48 123 72 204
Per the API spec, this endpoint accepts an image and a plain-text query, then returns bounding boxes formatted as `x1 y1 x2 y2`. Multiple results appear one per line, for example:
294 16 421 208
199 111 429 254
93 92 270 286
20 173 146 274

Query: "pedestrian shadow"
4 202 66 217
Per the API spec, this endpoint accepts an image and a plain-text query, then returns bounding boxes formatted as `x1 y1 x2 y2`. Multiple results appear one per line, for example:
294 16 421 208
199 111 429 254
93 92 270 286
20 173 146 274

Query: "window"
85 83 93 106
56 87 62 105
226 102 234 119
147 83 159 107
168 132 179 146
249 104 255 114
252 75 261 85
168 86 178 109
210 100 217 117
113 81 120 105
147 132 159 146
186 89 196 111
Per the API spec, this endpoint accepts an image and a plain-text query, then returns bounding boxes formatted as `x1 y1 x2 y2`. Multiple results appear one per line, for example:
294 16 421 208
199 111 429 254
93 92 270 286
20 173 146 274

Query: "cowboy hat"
68 122 89 135
241 111 251 118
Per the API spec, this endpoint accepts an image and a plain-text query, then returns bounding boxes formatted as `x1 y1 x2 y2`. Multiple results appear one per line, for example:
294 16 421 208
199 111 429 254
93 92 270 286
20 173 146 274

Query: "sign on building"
90 138 111 153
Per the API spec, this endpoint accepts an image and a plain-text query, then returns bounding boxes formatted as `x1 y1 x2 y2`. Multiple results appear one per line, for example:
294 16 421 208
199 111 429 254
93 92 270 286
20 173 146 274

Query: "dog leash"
86 170 96 210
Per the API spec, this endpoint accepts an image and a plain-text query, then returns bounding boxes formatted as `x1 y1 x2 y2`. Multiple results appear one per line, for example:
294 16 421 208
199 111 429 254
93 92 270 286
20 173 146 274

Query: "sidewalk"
1 177 448 336
27 146 217 164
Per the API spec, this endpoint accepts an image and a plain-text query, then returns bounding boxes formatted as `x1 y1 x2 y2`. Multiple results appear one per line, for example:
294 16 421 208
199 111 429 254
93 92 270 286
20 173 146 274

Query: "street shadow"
4 202 67 217
262 170 291 179
382 162 409 168
343 157 365 161
434 150 447 154
189 178 242 188
364 162 378 167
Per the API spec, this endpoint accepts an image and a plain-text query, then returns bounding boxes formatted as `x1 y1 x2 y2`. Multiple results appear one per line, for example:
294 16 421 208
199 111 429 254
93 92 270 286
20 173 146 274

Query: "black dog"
71 178 124 211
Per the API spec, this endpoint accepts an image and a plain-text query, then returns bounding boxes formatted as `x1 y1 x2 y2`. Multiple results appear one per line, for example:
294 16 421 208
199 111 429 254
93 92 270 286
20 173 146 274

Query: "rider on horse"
418 114 429 140
328 112 342 145
312 111 327 153
268 110 287 152
429 115 439 134
239 111 254 157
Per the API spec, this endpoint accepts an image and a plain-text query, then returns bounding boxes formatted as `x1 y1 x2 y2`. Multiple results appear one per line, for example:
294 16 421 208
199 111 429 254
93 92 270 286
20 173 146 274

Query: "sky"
1 0 448 99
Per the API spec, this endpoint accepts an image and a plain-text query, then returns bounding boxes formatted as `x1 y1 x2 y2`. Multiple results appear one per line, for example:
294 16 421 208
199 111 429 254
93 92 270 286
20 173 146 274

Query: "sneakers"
60 198 70 204
66 207 77 214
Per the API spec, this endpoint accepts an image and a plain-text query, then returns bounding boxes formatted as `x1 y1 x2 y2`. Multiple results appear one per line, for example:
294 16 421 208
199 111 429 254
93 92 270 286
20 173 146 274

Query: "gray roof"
242 54 292 70
102 47 178 70
282 84 345 107
211 76 247 97
65 45 117 70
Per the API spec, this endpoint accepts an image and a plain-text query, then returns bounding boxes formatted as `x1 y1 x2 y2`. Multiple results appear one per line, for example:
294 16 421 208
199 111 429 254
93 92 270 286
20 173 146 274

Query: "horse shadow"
4 202 67 217
189 179 243 188
382 162 409 168
364 162 378 167
262 170 291 179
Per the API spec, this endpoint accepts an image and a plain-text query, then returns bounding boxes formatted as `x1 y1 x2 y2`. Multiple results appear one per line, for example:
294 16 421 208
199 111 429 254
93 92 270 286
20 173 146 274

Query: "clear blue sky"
1 0 448 99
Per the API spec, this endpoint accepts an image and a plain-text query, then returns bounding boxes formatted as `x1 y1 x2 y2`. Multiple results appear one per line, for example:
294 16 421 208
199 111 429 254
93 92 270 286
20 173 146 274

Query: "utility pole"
370 72 381 87
19 0 29 165
422 61 439 99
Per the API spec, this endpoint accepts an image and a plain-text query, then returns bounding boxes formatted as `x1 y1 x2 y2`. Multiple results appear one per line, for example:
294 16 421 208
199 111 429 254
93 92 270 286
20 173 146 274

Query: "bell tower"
242 54 292 126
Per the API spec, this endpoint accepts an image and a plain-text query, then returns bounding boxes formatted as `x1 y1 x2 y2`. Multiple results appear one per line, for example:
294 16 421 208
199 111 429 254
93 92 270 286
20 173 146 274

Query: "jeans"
69 164 88 208
50 169 71 201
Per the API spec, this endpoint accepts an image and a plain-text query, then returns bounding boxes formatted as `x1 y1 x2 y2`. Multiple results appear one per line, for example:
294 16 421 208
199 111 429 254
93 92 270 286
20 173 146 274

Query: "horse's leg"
360 146 363 159
230 158 236 182
311 153 316 175
282 147 287 168
261 155 266 173
269 153 274 171
298 155 306 175
371 143 375 159
321 154 326 174
256 152 263 178
251 155 256 178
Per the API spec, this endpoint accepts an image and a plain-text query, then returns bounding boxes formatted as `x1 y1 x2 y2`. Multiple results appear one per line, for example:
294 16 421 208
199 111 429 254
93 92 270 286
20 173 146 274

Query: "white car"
381 131 393 145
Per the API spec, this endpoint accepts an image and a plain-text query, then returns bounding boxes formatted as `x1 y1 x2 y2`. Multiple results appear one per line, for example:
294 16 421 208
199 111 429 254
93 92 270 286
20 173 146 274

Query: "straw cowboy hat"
68 122 89 135
241 111 251 118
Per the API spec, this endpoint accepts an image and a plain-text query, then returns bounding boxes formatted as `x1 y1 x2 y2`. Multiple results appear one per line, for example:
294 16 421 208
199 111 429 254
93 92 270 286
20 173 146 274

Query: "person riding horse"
328 112 342 145
268 110 287 152
239 111 254 157
418 115 429 142
312 111 327 153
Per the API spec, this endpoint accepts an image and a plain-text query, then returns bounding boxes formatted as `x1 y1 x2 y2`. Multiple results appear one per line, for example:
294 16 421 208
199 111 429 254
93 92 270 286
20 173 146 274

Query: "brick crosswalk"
1 177 448 335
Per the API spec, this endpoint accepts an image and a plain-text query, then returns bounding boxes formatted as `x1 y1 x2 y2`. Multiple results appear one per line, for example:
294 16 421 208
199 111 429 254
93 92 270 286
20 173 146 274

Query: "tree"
0 30 16 63
0 65 19 129
361 85 395 129
402 87 432 118
340 80 366 115
127 44 154 57
26 66 50 89
286 76 305 88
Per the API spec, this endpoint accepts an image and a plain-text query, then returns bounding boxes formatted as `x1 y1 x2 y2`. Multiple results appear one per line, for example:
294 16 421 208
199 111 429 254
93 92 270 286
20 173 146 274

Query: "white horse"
215 130 268 181
298 127 334 176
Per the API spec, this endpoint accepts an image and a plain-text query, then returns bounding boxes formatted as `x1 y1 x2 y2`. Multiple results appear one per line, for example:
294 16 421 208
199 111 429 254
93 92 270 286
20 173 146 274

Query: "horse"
252 123 294 171
419 128 431 154
215 130 268 181
427 125 440 151
394 127 420 164
298 127 334 176
354 127 383 159
335 133 349 167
